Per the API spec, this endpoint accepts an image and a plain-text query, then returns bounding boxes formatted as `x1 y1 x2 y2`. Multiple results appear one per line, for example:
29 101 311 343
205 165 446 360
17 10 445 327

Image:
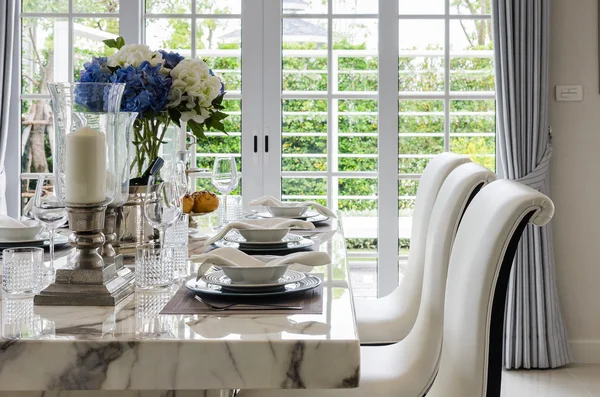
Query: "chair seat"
237 336 438 397
354 288 413 344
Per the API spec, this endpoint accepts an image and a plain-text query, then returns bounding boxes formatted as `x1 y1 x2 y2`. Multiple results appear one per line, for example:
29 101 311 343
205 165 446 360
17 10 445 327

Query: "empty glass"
31 176 68 278
135 289 173 337
2 247 44 295
144 178 182 247
2 297 55 339
135 243 174 289
164 213 190 278
211 156 239 224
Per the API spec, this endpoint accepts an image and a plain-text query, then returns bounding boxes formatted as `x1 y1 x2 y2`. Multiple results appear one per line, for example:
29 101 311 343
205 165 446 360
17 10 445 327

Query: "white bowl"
222 264 290 284
266 205 310 218
237 228 289 242
0 220 43 241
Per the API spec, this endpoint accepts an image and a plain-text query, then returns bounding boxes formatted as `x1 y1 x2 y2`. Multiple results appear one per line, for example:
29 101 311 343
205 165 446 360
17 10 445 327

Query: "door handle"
264 129 270 165
253 135 258 153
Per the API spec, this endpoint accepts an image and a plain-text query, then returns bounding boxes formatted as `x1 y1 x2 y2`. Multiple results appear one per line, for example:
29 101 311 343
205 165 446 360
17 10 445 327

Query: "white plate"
202 269 306 289
0 235 69 249
214 238 315 253
253 210 320 220
187 274 321 297
247 213 330 225
224 233 303 245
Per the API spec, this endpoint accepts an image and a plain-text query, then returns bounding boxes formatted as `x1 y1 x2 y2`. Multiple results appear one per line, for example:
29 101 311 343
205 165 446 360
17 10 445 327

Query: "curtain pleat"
0 0 16 214
493 0 572 369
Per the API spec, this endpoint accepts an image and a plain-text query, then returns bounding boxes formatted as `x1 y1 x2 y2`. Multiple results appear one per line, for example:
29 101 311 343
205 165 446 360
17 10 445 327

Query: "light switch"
556 85 583 101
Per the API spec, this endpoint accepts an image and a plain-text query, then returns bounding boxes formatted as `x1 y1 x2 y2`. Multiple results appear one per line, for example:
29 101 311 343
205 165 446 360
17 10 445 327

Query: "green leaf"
188 120 206 140
103 39 118 49
168 108 181 127
212 111 228 121
211 120 226 133
116 36 126 49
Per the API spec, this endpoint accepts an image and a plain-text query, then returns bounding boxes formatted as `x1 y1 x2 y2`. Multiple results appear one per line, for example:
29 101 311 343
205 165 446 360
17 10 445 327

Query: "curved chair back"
397 152 470 338
400 162 496 396
427 180 555 397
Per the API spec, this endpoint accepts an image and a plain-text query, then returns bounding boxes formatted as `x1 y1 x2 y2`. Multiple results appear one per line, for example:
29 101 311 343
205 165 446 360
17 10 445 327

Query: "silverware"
194 295 302 311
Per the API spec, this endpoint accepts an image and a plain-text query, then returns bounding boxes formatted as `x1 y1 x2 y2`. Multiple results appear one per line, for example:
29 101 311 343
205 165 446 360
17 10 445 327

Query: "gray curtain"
0 0 16 215
493 0 572 368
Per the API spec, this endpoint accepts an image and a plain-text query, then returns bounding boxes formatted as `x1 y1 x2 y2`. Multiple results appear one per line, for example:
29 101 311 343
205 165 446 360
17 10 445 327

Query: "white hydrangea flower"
107 44 163 68
168 59 223 109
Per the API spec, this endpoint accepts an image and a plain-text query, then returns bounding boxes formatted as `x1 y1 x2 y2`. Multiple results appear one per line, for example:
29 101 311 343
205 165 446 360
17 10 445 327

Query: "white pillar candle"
65 127 107 204
178 124 187 151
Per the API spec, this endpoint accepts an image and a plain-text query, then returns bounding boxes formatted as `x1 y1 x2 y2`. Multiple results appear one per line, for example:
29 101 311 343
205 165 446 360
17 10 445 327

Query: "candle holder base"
34 262 134 306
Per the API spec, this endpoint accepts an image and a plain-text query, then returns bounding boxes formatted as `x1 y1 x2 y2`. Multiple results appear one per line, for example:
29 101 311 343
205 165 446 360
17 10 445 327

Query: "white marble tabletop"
0 216 360 392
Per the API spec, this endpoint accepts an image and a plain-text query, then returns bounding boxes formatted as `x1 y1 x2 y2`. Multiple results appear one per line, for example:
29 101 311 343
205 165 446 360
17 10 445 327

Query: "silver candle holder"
34 202 135 306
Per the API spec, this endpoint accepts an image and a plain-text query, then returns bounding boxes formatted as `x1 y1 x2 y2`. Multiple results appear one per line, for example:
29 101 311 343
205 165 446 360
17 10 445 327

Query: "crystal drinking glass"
31 176 68 278
211 156 239 224
144 177 182 247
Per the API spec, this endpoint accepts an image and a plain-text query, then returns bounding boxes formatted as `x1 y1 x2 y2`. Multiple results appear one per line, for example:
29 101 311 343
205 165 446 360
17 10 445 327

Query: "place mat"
160 274 324 315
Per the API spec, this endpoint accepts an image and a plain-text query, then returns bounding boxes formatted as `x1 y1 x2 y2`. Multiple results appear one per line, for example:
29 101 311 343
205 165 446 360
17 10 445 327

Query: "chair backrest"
426 180 555 397
397 152 470 336
400 162 496 394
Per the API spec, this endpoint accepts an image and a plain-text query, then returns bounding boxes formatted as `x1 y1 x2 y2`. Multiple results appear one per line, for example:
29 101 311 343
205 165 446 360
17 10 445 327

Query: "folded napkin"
249 196 337 218
203 218 315 246
191 247 331 278
0 215 29 228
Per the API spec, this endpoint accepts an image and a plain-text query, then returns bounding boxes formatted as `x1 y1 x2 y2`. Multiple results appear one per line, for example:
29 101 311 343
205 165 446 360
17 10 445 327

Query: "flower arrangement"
75 36 228 176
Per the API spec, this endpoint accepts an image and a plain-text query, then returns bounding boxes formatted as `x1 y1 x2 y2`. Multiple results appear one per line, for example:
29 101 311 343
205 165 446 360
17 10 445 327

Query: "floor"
501 365 600 396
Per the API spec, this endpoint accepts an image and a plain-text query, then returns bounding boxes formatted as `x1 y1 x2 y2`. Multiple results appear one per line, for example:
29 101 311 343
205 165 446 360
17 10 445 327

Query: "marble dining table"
0 215 360 397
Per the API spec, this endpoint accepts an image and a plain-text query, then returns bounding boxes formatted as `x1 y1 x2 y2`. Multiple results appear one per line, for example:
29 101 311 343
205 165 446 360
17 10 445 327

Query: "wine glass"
144 177 182 247
211 156 239 224
173 160 188 197
30 176 68 278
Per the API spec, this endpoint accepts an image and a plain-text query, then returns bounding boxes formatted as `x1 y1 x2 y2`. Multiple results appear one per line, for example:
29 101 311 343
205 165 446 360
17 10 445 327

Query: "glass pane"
398 20 445 93
450 20 494 92
282 19 328 92
450 99 495 171
333 0 377 14
451 0 492 15
338 177 377 198
23 0 67 13
399 0 444 15
21 100 53 174
398 100 444 133
339 99 377 133
282 99 327 172
146 0 191 14
196 19 241 92
282 178 328 199
399 100 444 174
146 18 192 54
75 0 119 13
22 18 68 93
196 0 241 14
73 18 120 81
450 136 495 170
334 19 378 92
282 99 328 133
282 0 328 14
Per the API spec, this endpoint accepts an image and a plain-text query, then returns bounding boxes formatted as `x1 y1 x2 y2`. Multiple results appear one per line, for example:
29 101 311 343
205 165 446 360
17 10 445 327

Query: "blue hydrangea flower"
78 57 112 83
158 50 184 69
109 61 172 115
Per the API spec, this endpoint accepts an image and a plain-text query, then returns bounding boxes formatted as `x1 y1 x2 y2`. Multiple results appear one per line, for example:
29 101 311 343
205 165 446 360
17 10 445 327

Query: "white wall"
550 0 600 363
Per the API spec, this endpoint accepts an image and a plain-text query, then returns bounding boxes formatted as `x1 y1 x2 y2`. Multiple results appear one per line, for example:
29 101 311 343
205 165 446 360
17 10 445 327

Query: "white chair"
355 152 470 345
427 180 554 397
237 162 496 397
